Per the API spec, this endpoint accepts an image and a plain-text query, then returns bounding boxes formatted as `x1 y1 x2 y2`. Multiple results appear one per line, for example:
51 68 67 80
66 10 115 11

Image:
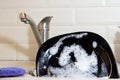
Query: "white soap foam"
92 41 98 48
49 63 97 78
49 42 63 55
49 44 98 78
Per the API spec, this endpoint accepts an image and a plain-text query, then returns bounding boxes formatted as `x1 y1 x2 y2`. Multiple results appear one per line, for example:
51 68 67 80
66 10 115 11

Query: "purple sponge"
0 67 25 77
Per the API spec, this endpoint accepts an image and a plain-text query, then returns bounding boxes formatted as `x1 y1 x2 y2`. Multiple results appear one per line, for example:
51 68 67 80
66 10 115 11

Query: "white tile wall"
17 8 75 26
106 0 120 6
113 44 120 62
106 26 120 44
50 25 107 38
17 43 38 60
77 7 120 25
0 0 120 62
0 0 104 8
0 9 17 26
0 27 37 43
0 0 45 8
0 44 17 60
45 0 104 7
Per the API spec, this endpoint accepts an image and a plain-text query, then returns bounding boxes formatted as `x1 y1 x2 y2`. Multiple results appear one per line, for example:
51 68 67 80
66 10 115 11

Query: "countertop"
0 61 120 80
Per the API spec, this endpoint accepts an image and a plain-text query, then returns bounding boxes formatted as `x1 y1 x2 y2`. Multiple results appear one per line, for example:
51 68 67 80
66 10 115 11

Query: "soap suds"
49 44 98 78
92 41 97 48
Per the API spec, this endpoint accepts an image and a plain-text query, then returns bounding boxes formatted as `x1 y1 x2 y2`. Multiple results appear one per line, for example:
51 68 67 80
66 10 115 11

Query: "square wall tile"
106 26 120 44
106 0 120 6
77 7 120 25
0 9 17 26
17 43 38 60
0 44 17 60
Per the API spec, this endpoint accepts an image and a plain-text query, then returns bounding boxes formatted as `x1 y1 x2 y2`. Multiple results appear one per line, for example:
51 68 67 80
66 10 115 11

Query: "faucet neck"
19 12 42 46
38 16 53 43
19 12 53 46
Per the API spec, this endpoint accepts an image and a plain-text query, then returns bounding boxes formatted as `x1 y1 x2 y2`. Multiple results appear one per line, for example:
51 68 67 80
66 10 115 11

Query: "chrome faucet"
19 12 52 46
19 12 52 76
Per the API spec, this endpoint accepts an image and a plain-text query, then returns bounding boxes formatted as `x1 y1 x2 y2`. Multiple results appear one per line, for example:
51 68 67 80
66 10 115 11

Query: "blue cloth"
0 67 25 77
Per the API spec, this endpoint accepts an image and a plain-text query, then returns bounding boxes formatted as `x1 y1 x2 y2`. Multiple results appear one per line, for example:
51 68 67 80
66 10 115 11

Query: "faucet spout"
19 12 41 46
19 12 53 46
38 16 53 44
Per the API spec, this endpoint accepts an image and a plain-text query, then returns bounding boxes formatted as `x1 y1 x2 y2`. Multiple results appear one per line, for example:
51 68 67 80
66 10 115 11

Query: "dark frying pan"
36 31 119 78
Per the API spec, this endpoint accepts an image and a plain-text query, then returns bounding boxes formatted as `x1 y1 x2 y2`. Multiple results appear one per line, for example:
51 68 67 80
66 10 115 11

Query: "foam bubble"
92 41 98 48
